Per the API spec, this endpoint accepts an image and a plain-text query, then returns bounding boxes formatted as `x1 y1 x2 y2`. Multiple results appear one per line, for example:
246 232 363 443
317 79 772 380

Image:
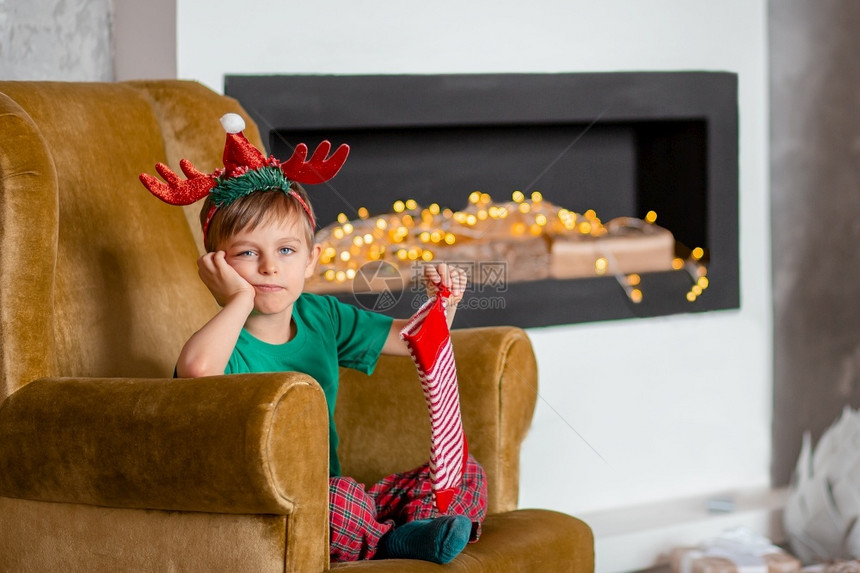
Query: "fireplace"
224 72 738 328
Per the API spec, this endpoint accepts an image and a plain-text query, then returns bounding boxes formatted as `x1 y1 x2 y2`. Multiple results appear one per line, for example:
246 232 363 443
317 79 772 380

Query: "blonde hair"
201 183 315 252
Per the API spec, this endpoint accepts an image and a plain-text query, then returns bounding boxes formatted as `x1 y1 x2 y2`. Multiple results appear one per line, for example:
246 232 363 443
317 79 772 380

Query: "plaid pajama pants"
329 455 487 562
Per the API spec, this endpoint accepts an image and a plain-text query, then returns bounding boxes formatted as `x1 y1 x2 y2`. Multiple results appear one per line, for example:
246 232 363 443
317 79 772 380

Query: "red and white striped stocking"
400 285 468 514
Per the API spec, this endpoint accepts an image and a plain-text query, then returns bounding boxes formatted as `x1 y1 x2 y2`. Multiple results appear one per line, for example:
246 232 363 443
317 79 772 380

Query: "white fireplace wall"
176 1 770 515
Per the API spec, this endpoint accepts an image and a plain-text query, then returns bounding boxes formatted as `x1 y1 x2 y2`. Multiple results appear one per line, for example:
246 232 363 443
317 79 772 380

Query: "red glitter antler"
281 140 350 184
139 160 217 206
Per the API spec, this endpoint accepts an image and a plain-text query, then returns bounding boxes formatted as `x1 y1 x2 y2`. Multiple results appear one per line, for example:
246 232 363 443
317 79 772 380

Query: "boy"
140 114 487 564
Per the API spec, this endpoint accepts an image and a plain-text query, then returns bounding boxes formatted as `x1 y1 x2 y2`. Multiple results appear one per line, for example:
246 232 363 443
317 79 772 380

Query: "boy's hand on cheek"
198 251 255 307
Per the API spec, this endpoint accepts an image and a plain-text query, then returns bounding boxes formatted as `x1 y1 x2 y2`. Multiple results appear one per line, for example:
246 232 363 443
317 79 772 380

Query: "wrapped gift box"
548 218 675 279
669 528 801 573
443 236 550 284
669 547 800 573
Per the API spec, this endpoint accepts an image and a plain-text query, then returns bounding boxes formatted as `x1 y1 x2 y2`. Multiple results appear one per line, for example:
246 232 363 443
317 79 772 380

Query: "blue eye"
279 247 295 255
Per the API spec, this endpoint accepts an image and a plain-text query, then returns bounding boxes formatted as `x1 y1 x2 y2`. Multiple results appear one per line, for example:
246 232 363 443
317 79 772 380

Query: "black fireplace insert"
224 72 738 328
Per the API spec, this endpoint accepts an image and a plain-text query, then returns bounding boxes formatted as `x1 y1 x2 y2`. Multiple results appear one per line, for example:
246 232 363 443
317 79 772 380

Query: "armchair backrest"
0 81 263 402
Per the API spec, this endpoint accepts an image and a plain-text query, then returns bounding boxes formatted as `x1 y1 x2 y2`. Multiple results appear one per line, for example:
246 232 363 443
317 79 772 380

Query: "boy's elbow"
176 359 222 379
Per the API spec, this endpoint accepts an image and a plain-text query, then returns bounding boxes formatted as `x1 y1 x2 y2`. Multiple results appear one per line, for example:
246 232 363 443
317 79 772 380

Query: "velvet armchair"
0 80 593 572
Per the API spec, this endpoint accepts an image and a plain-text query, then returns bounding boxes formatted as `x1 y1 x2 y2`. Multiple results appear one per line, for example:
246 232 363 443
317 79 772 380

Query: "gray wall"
0 0 113 81
0 0 175 81
771 1 860 485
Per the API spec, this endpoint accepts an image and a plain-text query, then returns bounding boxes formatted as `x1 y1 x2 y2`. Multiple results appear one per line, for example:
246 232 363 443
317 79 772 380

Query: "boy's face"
218 216 320 317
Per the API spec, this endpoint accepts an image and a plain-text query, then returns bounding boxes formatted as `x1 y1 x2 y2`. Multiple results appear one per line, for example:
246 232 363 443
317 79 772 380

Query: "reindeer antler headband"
139 113 349 237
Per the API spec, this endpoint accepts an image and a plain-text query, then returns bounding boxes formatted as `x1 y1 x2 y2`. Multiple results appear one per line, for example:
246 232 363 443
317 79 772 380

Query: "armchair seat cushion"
331 509 594 572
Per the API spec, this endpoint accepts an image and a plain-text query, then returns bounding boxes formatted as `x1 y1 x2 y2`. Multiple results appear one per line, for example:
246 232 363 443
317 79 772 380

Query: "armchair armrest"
336 326 538 514
0 373 328 515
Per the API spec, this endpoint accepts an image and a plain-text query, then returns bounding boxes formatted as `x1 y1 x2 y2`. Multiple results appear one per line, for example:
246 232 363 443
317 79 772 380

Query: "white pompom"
220 113 246 134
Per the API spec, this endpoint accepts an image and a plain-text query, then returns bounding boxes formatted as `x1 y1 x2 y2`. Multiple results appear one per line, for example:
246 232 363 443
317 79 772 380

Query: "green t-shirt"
224 292 393 476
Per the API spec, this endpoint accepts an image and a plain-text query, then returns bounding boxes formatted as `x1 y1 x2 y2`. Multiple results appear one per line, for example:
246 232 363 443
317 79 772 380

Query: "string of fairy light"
313 190 710 303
